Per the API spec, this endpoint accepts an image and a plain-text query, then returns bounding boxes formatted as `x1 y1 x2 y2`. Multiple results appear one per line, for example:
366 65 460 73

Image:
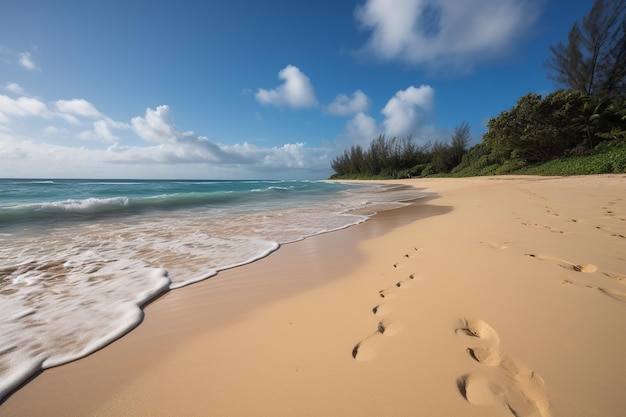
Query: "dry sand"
2 175 625 417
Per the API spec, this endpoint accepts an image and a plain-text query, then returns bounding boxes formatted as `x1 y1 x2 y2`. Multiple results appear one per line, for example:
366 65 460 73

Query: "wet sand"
2 175 625 417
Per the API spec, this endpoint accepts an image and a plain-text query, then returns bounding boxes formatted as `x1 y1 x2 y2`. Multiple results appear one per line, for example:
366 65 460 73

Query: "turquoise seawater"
0 178 423 400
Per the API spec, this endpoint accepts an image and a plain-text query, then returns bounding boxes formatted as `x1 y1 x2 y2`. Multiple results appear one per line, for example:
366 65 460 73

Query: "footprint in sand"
561 279 626 303
378 274 416 298
594 224 626 239
353 265 418 361
401 247 423 260
596 287 626 303
525 254 598 273
544 206 560 217
603 271 626 284
395 274 416 288
363 276 413 352
520 221 566 234
456 318 552 417
455 318 502 366
480 241 510 250
352 319 403 361
372 303 391 316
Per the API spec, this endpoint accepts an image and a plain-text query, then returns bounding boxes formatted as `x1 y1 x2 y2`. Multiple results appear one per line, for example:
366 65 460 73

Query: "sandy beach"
2 175 625 417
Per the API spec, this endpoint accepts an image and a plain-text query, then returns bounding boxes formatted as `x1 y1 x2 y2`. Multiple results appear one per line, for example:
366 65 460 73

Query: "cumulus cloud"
356 0 542 69
0 95 116 131
130 105 255 164
18 52 39 71
131 105 178 144
325 90 371 116
93 118 130 141
0 93 335 179
79 118 131 142
43 126 64 136
344 112 379 145
227 142 330 170
337 85 435 146
256 65 318 108
4 83 24 95
55 99 102 118
121 106 329 173
0 95 51 122
381 85 434 138
0 130 333 179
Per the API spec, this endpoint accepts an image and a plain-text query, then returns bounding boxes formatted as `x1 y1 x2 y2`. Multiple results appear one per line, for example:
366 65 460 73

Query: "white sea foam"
0 181 426 401
12 197 129 213
0 254 170 399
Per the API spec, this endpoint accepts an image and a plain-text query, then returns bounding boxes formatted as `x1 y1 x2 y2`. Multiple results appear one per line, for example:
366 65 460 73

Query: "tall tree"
545 0 626 99
449 121 471 167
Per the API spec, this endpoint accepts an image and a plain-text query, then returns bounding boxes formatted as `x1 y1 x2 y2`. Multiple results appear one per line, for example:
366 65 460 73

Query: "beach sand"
2 175 625 417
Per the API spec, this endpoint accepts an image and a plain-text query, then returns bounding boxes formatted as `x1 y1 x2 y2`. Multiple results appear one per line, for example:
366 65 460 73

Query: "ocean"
0 178 424 400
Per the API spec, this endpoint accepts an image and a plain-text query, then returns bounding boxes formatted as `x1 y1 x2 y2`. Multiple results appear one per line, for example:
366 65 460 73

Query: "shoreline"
1 188 444 416
2 175 626 416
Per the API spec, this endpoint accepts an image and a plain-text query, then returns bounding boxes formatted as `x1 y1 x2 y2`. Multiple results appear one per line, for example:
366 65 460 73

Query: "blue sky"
1 0 594 179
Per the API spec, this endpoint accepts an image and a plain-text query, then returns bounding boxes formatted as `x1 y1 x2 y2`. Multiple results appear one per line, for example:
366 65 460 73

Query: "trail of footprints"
351 248 420 362
492 198 626 304
350 193 624 415
524 253 626 303
515 195 626 239
479 243 626 303
456 318 553 417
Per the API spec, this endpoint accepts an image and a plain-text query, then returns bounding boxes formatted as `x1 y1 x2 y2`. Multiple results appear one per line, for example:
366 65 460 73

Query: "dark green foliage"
330 123 471 179
427 121 472 174
330 92 626 179
330 135 432 178
480 90 625 164
483 90 587 163
545 0 626 99
516 140 626 175
450 142 513 177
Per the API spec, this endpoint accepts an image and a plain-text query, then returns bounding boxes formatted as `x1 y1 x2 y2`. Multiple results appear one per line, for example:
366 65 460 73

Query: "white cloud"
122 106 332 172
356 0 541 69
43 126 64 136
0 95 51 121
130 105 255 164
344 112 379 145
1 123 334 179
325 90 370 116
229 142 330 171
93 118 130 141
381 85 434 137
18 52 39 71
4 83 24 95
0 93 335 179
131 105 178 144
0 95 116 130
255 65 318 108
79 118 131 142
55 99 102 118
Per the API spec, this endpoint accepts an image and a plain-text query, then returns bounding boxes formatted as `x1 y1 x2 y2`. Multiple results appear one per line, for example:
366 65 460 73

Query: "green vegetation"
330 0 626 180
330 92 626 180
545 0 626 99
330 122 471 179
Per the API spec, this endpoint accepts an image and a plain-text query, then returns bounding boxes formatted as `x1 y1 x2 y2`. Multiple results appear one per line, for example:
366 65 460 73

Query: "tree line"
330 123 470 178
330 0 626 179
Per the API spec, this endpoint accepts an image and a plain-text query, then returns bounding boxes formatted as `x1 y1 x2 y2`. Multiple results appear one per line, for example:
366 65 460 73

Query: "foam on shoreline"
0 180 425 404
